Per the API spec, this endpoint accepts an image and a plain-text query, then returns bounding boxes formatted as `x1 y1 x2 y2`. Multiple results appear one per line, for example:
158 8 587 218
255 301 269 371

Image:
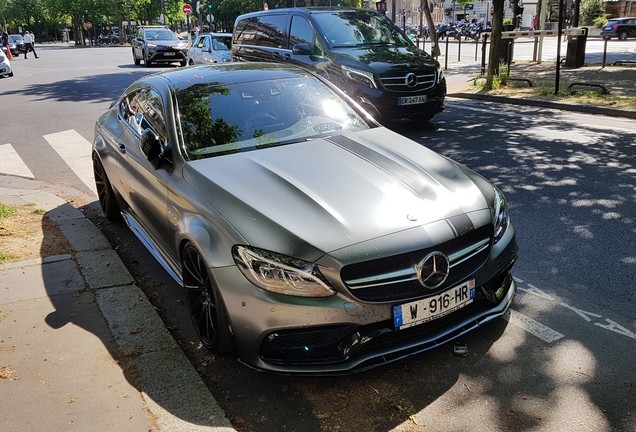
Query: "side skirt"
121 211 183 286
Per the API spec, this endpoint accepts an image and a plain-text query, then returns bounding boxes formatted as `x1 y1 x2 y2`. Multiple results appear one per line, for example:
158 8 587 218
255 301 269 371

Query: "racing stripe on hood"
446 213 475 237
326 134 436 200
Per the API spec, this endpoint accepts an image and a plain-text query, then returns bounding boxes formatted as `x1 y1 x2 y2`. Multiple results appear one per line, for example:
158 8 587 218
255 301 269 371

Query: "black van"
232 7 446 122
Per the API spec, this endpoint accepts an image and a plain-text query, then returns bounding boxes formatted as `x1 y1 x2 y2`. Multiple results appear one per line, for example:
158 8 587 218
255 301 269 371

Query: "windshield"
176 75 371 160
10 35 23 42
145 29 179 41
313 10 411 48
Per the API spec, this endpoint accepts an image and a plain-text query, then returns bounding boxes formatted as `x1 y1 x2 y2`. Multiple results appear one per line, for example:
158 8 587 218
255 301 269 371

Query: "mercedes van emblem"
405 73 418 88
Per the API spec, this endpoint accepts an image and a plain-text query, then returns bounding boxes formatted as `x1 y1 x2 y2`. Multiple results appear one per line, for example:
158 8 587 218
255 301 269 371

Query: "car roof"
143 63 314 91
237 7 373 19
198 32 232 37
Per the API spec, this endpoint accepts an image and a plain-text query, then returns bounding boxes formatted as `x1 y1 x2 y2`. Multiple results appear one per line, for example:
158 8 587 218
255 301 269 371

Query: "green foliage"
593 15 609 29
580 0 606 27
503 17 513 25
0 203 17 219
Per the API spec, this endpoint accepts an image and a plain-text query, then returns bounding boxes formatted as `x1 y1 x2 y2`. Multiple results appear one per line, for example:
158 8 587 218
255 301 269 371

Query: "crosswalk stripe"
43 130 96 195
0 144 35 179
504 309 565 343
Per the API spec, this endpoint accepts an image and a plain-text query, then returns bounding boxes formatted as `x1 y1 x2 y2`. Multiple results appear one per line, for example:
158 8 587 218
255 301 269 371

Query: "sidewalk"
443 61 636 119
0 176 235 432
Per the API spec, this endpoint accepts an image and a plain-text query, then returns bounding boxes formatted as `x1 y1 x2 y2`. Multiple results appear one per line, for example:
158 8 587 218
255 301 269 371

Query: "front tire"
182 244 234 353
93 154 122 222
618 31 628 40
132 48 140 65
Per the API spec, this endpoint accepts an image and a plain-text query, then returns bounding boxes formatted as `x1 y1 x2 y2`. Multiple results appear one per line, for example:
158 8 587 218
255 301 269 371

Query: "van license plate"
393 280 476 329
398 95 427 106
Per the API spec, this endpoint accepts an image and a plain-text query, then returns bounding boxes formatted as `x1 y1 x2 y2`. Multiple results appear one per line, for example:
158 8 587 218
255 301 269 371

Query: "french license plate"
164 52 175 56
397 95 427 106
393 280 476 329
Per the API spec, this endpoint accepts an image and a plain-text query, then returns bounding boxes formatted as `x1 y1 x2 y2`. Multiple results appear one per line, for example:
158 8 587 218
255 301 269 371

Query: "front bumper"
214 223 518 374
148 49 187 63
354 78 447 121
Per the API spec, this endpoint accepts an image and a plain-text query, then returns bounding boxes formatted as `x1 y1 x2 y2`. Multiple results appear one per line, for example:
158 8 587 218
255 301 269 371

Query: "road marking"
504 309 565 343
0 144 35 178
44 130 96 195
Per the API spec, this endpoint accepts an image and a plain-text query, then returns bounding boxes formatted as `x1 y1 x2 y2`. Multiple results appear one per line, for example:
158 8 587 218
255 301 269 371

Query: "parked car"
92 62 517 374
8 34 26 55
232 7 446 123
98 32 120 44
0 49 13 78
186 32 232 65
600 17 636 40
132 26 187 66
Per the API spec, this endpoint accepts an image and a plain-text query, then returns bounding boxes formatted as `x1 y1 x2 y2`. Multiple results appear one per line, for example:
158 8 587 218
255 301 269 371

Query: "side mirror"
140 129 162 169
292 43 312 55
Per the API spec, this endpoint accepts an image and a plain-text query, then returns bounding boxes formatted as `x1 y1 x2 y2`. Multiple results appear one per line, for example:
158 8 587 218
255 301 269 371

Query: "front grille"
341 224 492 303
380 69 437 92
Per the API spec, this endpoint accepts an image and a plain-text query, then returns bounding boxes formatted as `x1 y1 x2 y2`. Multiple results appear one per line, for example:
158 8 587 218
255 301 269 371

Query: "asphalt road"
1 43 635 432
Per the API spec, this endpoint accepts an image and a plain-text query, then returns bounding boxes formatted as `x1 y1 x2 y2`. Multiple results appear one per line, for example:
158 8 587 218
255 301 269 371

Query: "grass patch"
0 203 17 219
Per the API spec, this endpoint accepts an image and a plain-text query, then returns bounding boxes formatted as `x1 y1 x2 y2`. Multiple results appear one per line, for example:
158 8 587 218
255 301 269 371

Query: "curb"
0 181 235 432
448 92 636 120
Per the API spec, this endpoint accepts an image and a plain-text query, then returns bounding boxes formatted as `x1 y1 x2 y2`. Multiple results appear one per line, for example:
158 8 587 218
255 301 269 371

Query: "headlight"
146 43 157 48
493 186 509 244
232 245 336 297
341 65 377 89
437 67 444 83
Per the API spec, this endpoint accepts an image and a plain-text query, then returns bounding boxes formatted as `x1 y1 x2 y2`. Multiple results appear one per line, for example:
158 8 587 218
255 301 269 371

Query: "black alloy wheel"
92 154 122 222
182 244 234 353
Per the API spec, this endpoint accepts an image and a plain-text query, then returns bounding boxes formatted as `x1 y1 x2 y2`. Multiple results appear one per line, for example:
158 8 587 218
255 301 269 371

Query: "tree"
484 0 505 90
580 0 605 26
421 0 440 57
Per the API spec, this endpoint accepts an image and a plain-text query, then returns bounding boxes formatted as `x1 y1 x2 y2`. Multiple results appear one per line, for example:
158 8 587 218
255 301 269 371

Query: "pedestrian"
23 31 38 59
2 30 13 61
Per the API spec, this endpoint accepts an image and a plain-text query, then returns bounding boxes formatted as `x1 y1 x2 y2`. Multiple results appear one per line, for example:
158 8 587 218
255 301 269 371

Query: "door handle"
118 144 126 154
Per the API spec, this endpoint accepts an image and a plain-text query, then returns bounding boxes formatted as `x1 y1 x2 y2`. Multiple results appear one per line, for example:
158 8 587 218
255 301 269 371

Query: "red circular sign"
183 4 193 14
86 21 92 29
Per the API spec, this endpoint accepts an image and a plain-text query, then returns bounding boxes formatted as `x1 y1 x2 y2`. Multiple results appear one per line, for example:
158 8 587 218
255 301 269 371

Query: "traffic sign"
86 21 92 29
183 4 192 14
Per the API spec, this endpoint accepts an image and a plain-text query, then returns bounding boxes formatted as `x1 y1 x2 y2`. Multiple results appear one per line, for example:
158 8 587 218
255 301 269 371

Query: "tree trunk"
485 0 505 89
422 0 440 57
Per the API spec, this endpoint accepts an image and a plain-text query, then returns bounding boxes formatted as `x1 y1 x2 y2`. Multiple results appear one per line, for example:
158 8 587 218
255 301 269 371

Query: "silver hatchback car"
186 32 232 65
92 63 518 374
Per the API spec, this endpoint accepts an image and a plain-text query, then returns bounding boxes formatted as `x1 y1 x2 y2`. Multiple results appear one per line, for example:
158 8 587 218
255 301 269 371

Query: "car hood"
183 127 489 256
332 45 438 73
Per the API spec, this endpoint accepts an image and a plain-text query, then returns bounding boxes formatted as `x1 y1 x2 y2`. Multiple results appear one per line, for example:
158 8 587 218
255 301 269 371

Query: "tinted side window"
290 16 314 46
120 88 166 138
256 15 288 48
234 18 259 45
